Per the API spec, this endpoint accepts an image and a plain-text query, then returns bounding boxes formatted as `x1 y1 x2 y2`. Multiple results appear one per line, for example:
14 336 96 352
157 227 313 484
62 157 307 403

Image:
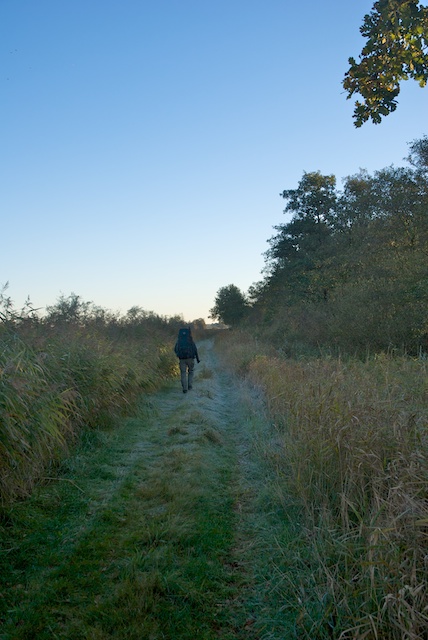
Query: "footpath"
0 339 298 640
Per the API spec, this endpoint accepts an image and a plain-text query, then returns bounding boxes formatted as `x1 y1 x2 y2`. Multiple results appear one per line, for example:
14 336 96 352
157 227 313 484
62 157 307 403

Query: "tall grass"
0 293 180 506
0 350 241 639
215 331 428 639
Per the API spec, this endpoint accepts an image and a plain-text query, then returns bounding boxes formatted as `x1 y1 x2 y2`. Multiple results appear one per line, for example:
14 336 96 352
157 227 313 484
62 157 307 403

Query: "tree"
251 142 428 353
334 170 379 235
279 171 337 227
276 171 336 254
407 134 428 172
263 172 337 302
209 285 249 327
343 0 428 127
191 318 206 331
45 293 92 325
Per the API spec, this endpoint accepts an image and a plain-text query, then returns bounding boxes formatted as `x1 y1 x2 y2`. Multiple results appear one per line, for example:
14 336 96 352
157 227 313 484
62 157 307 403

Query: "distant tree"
44 293 117 328
335 170 376 228
264 172 337 302
343 0 428 127
191 318 206 331
251 144 428 353
407 134 428 172
45 293 92 325
209 285 249 327
275 171 336 254
280 171 337 226
125 306 149 322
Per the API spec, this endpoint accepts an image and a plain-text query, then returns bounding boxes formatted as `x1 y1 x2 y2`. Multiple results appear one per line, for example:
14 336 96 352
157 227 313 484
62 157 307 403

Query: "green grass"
8 329 424 639
0 396 233 639
0 340 311 639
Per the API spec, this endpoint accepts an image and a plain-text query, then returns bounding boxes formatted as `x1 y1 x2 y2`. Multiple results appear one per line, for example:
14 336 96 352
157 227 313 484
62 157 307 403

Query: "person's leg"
179 359 188 392
187 358 195 389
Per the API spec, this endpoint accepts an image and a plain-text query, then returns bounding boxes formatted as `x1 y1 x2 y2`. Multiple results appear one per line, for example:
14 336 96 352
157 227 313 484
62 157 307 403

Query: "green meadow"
1 292 427 639
2 5 428 638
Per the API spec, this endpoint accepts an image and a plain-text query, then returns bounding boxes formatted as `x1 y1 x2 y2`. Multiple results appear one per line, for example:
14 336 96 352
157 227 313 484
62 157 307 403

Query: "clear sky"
1 1 427 322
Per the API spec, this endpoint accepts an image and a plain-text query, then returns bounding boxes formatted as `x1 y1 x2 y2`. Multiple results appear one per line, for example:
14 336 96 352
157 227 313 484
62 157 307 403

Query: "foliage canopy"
237 137 428 355
210 284 249 327
344 0 428 126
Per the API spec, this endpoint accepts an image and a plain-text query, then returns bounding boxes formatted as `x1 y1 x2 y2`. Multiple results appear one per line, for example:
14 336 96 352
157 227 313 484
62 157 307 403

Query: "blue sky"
1 1 427 322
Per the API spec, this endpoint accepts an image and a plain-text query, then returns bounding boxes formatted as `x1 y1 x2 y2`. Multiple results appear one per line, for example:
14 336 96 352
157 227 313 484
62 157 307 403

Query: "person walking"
174 327 200 393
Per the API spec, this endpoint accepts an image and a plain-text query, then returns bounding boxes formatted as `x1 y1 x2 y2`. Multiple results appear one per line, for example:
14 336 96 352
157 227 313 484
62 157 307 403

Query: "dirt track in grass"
1 338 298 639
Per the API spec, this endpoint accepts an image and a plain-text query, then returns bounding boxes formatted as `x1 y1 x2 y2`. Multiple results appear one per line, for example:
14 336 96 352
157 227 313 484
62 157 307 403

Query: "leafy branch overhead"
343 0 428 126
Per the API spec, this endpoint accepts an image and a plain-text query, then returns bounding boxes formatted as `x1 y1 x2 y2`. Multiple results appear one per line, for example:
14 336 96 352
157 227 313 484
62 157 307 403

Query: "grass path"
1 339 300 639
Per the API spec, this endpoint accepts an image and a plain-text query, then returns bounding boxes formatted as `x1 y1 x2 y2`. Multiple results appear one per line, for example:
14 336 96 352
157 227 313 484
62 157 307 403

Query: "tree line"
210 136 428 355
212 1 428 353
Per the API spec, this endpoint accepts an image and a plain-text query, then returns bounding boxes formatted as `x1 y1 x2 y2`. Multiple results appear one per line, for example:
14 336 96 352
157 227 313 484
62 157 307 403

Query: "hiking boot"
188 385 192 390
183 389 187 393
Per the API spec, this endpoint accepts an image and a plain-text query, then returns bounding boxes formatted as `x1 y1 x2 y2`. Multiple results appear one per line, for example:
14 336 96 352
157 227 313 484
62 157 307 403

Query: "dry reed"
216 331 428 638
0 315 178 506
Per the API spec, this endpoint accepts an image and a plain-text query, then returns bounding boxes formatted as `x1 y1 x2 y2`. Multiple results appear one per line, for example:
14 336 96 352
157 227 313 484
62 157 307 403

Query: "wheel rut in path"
157 338 295 639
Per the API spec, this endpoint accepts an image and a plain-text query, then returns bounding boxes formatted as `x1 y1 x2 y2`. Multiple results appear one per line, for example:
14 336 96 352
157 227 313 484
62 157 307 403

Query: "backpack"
176 328 194 359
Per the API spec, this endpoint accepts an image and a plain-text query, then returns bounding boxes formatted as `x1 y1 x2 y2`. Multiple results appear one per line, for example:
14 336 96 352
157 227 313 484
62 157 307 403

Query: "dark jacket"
174 338 200 362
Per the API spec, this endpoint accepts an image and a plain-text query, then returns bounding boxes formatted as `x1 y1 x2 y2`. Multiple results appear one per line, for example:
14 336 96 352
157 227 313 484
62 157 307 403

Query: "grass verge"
1 374 243 640
214 330 428 639
1 338 317 640
1 391 231 639
0 316 178 506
